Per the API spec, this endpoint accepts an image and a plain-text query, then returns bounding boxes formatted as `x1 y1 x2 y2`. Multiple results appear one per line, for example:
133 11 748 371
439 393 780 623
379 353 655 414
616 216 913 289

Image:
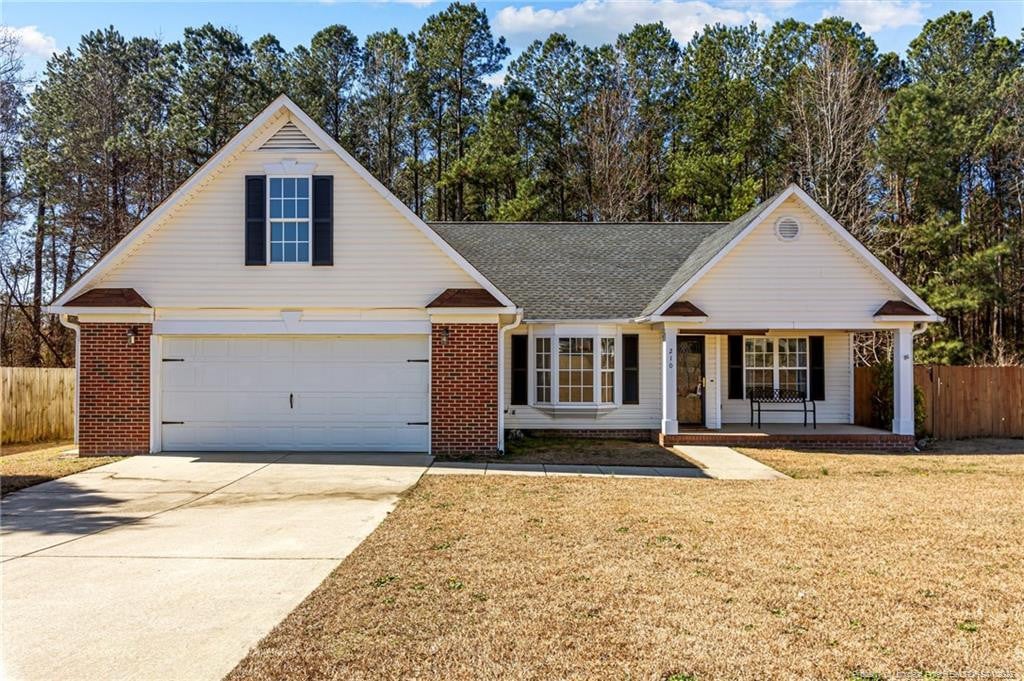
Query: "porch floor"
692 424 892 436
663 423 914 451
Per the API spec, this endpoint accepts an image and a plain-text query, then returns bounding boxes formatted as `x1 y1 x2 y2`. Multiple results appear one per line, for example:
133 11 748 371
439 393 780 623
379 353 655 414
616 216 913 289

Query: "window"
535 337 551 403
777 337 808 396
269 177 310 263
743 337 808 398
559 337 594 403
744 338 774 397
533 333 617 405
600 338 615 403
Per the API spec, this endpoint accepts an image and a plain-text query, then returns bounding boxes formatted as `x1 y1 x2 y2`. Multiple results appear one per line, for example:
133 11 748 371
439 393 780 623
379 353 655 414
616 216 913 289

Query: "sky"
4 0 1023 82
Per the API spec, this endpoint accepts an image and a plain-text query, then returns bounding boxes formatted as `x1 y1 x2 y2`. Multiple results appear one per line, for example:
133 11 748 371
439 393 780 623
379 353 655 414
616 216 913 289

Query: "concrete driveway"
1 451 430 681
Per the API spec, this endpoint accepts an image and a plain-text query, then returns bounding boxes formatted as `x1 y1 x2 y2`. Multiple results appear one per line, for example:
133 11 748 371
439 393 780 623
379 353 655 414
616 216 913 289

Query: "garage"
159 335 430 452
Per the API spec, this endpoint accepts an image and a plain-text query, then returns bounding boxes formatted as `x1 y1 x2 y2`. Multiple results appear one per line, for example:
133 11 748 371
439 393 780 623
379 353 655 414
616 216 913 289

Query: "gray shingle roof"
431 221 729 319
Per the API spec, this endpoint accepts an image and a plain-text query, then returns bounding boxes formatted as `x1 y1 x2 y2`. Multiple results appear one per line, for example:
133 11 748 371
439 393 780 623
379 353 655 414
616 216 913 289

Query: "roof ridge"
430 221 731 226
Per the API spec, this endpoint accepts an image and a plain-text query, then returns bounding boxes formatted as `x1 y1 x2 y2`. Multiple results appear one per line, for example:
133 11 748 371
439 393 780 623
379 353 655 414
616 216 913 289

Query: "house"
47 96 941 456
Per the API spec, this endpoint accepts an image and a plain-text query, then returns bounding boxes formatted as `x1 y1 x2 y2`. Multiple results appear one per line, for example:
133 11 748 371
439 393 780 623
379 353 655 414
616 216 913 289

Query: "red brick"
79 323 150 456
431 323 498 456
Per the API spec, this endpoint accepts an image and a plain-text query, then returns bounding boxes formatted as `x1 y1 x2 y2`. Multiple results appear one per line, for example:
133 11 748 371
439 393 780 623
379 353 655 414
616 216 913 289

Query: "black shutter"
510 335 528 405
809 335 825 401
244 175 266 265
622 334 639 404
311 175 333 266
727 335 744 399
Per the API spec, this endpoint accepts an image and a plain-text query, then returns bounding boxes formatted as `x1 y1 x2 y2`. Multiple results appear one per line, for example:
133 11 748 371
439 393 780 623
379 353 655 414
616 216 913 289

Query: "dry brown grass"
0 443 123 497
230 452 1024 681
739 447 1024 480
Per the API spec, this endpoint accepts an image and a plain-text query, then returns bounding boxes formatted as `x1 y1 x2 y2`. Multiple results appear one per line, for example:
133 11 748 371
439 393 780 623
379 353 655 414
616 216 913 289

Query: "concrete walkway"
427 462 707 478
671 445 789 480
1 452 430 681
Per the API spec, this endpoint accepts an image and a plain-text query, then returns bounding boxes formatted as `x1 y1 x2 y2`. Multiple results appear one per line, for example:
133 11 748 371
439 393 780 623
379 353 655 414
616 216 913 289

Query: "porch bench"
748 388 817 429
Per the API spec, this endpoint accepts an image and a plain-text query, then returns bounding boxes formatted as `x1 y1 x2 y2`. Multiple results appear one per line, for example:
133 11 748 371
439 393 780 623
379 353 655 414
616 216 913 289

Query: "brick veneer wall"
431 323 498 456
79 323 151 456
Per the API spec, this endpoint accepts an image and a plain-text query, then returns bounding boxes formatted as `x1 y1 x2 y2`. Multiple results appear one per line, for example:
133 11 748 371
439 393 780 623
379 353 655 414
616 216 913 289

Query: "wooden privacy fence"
855 365 1024 439
1 367 76 445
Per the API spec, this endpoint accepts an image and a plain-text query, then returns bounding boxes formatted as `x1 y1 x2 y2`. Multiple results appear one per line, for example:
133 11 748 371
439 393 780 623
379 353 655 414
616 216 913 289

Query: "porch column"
661 325 678 434
892 326 915 435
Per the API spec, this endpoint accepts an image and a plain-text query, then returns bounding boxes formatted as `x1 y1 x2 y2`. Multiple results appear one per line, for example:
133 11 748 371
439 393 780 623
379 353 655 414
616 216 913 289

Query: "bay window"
533 333 617 405
743 336 808 397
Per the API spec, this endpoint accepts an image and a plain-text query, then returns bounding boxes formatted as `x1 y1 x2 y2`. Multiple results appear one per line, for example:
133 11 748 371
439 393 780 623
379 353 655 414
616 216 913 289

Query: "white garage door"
160 336 429 452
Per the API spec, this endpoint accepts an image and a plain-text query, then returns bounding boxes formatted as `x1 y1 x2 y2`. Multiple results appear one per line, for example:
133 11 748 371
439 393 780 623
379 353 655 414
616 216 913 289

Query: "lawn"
0 442 123 497
229 449 1024 680
471 435 695 467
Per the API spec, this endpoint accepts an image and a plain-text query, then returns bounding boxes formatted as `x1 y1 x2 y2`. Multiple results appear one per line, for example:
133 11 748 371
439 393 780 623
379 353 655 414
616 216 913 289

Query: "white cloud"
483 70 508 88
494 0 768 47
824 0 925 32
8 25 58 59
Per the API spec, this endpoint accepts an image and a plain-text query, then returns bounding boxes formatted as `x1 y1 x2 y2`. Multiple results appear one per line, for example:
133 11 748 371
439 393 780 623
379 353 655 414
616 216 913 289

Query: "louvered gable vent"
259 121 320 151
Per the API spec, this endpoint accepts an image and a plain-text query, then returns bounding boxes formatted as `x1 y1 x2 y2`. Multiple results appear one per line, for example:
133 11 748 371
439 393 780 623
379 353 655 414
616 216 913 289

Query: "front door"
676 336 705 426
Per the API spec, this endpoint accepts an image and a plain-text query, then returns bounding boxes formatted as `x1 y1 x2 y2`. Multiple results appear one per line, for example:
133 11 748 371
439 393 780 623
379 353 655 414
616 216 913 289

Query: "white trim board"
52 95 514 310
152 319 431 335
651 184 941 321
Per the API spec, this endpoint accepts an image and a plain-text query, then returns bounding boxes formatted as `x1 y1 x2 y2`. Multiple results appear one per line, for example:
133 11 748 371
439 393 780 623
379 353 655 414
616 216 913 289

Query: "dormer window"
269 177 311 263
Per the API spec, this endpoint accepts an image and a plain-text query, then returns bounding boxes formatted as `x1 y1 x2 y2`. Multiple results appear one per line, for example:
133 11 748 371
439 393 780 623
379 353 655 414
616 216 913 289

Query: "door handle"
289 393 294 409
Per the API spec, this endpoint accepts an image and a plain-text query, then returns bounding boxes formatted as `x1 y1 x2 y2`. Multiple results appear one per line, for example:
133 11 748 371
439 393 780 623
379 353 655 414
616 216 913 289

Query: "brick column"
79 323 151 456
431 323 498 456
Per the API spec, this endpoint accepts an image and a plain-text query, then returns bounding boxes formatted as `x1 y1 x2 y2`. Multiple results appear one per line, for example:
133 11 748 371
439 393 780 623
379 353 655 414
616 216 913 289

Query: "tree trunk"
31 194 46 366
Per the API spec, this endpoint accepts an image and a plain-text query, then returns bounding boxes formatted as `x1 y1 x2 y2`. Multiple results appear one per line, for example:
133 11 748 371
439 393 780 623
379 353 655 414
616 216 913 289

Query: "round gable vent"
775 216 800 241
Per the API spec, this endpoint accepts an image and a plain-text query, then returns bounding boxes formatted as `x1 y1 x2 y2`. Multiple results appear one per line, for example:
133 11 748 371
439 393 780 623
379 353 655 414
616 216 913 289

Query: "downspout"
58 313 81 446
496 309 523 454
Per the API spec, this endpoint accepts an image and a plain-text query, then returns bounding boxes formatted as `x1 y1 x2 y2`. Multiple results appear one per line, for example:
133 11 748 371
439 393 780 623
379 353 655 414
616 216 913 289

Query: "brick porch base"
660 432 916 452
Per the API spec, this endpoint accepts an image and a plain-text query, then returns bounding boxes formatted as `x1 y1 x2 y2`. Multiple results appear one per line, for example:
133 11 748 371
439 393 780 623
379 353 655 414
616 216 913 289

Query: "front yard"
230 447 1024 680
0 442 123 497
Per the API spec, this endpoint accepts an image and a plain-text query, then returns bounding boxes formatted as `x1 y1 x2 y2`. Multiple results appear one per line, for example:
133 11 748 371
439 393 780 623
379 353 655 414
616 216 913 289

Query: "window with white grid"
743 337 809 397
268 177 311 263
535 337 551 403
744 338 774 397
600 338 615 403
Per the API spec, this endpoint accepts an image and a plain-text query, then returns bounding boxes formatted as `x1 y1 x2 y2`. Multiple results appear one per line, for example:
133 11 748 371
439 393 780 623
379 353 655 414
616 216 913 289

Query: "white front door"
159 335 429 451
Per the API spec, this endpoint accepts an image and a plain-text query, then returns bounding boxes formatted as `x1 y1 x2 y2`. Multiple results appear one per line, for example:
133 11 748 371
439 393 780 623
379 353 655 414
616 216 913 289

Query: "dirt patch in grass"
229 453 1024 680
452 435 695 467
0 444 123 497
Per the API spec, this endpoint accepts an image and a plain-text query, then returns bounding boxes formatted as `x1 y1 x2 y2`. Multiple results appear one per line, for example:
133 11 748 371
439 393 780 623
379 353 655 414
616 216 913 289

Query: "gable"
95 114 481 308
681 195 913 326
52 97 511 310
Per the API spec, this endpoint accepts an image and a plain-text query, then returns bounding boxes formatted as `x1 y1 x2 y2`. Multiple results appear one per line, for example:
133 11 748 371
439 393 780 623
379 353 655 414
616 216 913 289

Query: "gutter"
58 314 81 445
496 309 524 453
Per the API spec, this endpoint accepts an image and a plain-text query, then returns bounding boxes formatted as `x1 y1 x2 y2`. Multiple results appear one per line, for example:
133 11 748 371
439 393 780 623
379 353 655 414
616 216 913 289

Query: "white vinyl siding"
721 331 853 424
96 113 478 308
684 196 903 327
505 325 661 431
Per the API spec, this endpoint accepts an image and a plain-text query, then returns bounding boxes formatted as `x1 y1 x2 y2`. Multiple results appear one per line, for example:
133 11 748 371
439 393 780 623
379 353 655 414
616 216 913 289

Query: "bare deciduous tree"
786 40 886 240
577 88 651 222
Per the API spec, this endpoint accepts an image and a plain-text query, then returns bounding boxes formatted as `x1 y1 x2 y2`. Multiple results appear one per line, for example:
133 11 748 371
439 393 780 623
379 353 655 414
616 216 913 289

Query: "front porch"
658 325 920 452
660 423 915 451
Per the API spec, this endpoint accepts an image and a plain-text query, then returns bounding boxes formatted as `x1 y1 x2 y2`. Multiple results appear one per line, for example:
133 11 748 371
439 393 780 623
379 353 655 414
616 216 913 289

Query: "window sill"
531 403 619 418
